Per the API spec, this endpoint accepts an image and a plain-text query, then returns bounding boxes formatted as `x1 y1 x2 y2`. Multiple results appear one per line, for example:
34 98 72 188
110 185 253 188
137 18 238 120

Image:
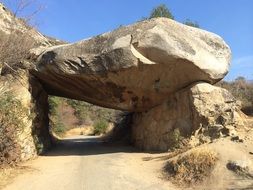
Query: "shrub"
0 91 28 130
48 97 118 136
53 122 65 134
149 4 174 19
49 115 67 136
183 19 200 28
93 120 108 135
66 99 90 124
0 91 28 166
48 96 67 136
167 128 182 150
164 148 218 185
48 96 61 115
67 99 117 126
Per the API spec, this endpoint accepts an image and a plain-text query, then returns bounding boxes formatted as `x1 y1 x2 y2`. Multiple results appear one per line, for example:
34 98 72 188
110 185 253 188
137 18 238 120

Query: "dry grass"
163 147 218 186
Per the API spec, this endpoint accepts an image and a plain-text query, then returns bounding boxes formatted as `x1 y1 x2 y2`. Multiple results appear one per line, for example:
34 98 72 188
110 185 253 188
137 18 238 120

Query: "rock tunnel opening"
30 73 134 155
47 95 130 142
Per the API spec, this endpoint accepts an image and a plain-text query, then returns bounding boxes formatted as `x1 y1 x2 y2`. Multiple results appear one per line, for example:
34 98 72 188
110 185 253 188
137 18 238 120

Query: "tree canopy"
148 4 200 28
149 4 174 19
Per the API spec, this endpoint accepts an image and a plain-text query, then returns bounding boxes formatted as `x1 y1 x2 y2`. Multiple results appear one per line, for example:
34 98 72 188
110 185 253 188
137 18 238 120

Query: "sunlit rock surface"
34 18 231 111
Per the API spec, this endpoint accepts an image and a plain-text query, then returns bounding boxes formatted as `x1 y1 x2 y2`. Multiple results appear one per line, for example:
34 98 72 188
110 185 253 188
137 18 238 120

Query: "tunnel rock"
34 18 231 111
131 82 248 151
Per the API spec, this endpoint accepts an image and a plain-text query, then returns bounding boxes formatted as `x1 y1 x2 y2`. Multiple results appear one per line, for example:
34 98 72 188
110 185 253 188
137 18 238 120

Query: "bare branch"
14 0 32 16
0 0 44 75
5 0 44 26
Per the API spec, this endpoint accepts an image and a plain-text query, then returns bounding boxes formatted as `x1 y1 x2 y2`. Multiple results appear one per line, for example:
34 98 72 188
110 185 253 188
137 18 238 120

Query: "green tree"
147 4 201 28
183 19 200 28
149 4 174 19
48 96 67 136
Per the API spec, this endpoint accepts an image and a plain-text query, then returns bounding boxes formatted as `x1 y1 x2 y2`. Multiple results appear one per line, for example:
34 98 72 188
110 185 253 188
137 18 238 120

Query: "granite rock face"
0 71 51 167
131 83 247 151
34 18 231 111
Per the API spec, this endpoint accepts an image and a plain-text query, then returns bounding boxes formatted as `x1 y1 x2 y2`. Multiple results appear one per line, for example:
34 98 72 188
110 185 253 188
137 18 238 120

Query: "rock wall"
0 71 51 167
131 82 247 151
29 75 52 154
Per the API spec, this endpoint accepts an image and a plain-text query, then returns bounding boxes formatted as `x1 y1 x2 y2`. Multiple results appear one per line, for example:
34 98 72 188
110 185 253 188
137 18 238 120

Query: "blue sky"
2 0 253 80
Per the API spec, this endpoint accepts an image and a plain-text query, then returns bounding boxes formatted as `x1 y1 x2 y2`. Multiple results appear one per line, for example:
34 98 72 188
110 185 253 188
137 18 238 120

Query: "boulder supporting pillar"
29 75 52 154
0 71 51 166
131 82 247 151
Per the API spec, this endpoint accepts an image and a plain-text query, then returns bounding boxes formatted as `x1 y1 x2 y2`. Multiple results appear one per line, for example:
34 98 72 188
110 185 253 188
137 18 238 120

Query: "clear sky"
2 0 253 80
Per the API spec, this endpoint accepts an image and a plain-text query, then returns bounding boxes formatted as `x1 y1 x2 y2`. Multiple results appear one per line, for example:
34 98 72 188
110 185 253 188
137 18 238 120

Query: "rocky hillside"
0 3 50 45
48 96 121 137
0 2 63 75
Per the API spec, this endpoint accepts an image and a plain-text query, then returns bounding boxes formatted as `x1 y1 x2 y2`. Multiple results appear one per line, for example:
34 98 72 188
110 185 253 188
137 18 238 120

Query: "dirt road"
3 136 177 190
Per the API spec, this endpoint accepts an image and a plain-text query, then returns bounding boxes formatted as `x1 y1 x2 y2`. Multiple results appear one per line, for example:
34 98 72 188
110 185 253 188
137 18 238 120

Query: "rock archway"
1 1 252 169
1 17 248 166
32 18 230 112
27 18 248 152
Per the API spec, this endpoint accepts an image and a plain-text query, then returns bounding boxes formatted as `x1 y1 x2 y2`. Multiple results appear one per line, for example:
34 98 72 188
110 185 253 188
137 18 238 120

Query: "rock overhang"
32 18 231 112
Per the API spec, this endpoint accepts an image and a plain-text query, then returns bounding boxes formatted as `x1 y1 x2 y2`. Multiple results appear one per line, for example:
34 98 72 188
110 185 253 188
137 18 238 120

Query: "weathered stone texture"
1 4 248 157
131 83 247 151
0 71 51 166
29 76 52 154
35 18 231 111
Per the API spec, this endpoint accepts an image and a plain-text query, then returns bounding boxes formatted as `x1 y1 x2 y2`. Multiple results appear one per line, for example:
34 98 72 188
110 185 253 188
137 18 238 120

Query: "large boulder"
131 82 247 151
34 18 231 111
